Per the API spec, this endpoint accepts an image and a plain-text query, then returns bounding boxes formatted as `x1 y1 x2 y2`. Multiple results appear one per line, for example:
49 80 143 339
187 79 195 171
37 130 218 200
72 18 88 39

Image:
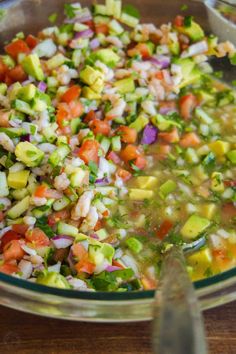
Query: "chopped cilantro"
122 4 140 19
64 4 76 19
35 216 55 238
181 4 188 11
48 13 58 24
184 15 193 27
90 269 135 291
107 211 129 229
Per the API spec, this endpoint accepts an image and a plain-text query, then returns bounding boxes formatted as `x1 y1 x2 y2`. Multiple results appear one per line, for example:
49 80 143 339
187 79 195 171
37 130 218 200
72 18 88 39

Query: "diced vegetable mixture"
0 0 236 291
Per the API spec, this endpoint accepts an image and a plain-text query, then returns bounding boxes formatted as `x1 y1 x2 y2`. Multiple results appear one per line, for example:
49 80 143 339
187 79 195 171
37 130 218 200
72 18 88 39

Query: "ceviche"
0 0 236 292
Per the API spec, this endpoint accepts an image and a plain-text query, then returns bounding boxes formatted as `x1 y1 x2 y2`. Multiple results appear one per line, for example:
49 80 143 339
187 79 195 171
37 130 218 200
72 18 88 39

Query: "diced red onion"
159 106 174 115
65 13 92 24
20 134 30 142
21 243 37 256
95 177 110 185
67 249 76 271
74 28 94 39
18 260 33 279
38 81 47 93
181 40 208 58
141 123 158 145
107 151 121 164
22 79 33 86
90 233 99 240
105 265 122 272
48 261 61 273
52 235 74 249
149 55 170 69
90 38 100 50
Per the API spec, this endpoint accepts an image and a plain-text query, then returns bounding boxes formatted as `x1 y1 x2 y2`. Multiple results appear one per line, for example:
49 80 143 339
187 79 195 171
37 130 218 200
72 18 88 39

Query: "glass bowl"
0 0 236 322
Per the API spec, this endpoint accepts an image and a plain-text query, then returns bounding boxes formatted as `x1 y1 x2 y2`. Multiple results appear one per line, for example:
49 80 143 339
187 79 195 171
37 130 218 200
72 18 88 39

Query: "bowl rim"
0 265 236 301
205 0 236 29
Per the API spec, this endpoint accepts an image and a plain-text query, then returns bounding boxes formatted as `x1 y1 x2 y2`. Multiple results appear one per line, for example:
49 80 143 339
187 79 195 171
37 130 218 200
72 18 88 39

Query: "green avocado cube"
93 48 120 67
15 142 45 167
36 271 70 289
114 77 135 94
17 84 37 102
227 150 236 164
129 188 154 200
7 170 30 189
181 215 211 240
175 20 204 42
187 247 212 268
12 99 35 116
22 54 45 81
82 86 101 99
129 114 149 132
136 176 158 190
80 65 103 86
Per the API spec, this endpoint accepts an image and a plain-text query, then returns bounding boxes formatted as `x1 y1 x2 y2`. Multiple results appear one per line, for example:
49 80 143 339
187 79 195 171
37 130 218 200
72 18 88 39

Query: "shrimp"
71 190 94 220
0 132 15 152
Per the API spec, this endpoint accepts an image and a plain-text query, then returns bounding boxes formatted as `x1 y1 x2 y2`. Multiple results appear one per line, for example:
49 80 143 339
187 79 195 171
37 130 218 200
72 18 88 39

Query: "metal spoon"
152 238 208 354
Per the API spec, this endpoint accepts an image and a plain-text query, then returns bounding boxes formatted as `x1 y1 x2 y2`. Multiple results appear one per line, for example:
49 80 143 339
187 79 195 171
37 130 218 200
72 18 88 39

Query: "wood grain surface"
0 301 235 354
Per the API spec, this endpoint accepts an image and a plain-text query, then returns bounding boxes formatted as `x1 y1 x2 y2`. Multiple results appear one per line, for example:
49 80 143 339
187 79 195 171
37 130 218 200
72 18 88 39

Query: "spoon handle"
152 246 208 354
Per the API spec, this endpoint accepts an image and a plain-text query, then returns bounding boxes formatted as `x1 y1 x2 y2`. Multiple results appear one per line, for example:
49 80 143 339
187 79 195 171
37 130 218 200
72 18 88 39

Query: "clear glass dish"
0 0 235 322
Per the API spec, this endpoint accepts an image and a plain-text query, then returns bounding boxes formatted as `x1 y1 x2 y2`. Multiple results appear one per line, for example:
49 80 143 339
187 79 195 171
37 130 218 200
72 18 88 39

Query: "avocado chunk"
15 142 45 167
126 237 143 254
136 176 158 190
57 222 78 237
89 243 115 265
211 172 224 192
7 170 30 189
181 215 211 240
208 140 230 157
226 150 236 164
22 54 45 81
129 114 149 132
36 271 70 289
172 58 202 89
47 53 66 70
175 20 204 42
80 65 103 86
12 99 35 116
114 77 135 94
82 86 101 99
16 84 37 102
129 188 154 200
187 247 212 268
199 203 217 220
7 196 30 219
92 48 120 67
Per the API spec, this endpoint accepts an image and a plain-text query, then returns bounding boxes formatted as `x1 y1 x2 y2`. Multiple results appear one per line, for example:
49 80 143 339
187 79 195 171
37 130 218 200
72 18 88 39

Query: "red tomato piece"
25 228 50 247
3 240 25 261
5 39 30 59
78 139 100 164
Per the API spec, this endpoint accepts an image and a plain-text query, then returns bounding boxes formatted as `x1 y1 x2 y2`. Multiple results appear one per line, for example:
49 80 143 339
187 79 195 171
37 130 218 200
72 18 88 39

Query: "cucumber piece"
33 39 57 58
113 0 122 18
109 19 124 34
47 53 66 70
93 4 107 16
159 180 177 198
96 228 109 241
11 99 35 116
0 127 27 138
16 84 37 102
195 107 213 124
0 172 9 197
70 168 87 188
111 136 121 152
100 136 111 155
0 83 7 95
126 237 143 254
7 196 30 219
53 196 71 211
129 114 149 133
7 170 30 189
48 143 70 167
57 222 78 237
31 204 52 218
11 188 29 200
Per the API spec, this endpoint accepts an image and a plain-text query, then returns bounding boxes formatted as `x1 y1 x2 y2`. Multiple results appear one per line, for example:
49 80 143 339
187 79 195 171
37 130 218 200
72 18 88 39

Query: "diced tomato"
25 228 50 247
112 260 125 269
174 15 184 27
61 85 81 104
120 144 140 163
34 185 62 199
95 23 109 35
12 224 29 235
0 211 4 222
75 259 96 274
128 43 151 59
72 243 87 259
0 262 19 275
0 58 8 81
84 110 97 123
25 34 38 49
47 209 70 226
83 20 95 31
179 93 198 120
78 139 100 164
94 220 102 232
179 132 201 148
90 119 111 136
155 71 164 80
159 127 179 143
6 65 27 83
224 180 236 188
0 111 11 128
0 230 22 252
133 156 147 170
5 39 30 59
141 276 157 290
221 203 236 221
3 240 25 261
158 144 171 160
117 168 132 182
56 103 69 129
156 220 173 240
69 100 84 118
107 151 121 164
117 126 137 144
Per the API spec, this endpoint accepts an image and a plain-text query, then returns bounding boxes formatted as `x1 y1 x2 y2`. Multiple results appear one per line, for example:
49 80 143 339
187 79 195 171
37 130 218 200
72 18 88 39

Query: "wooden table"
0 301 235 353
